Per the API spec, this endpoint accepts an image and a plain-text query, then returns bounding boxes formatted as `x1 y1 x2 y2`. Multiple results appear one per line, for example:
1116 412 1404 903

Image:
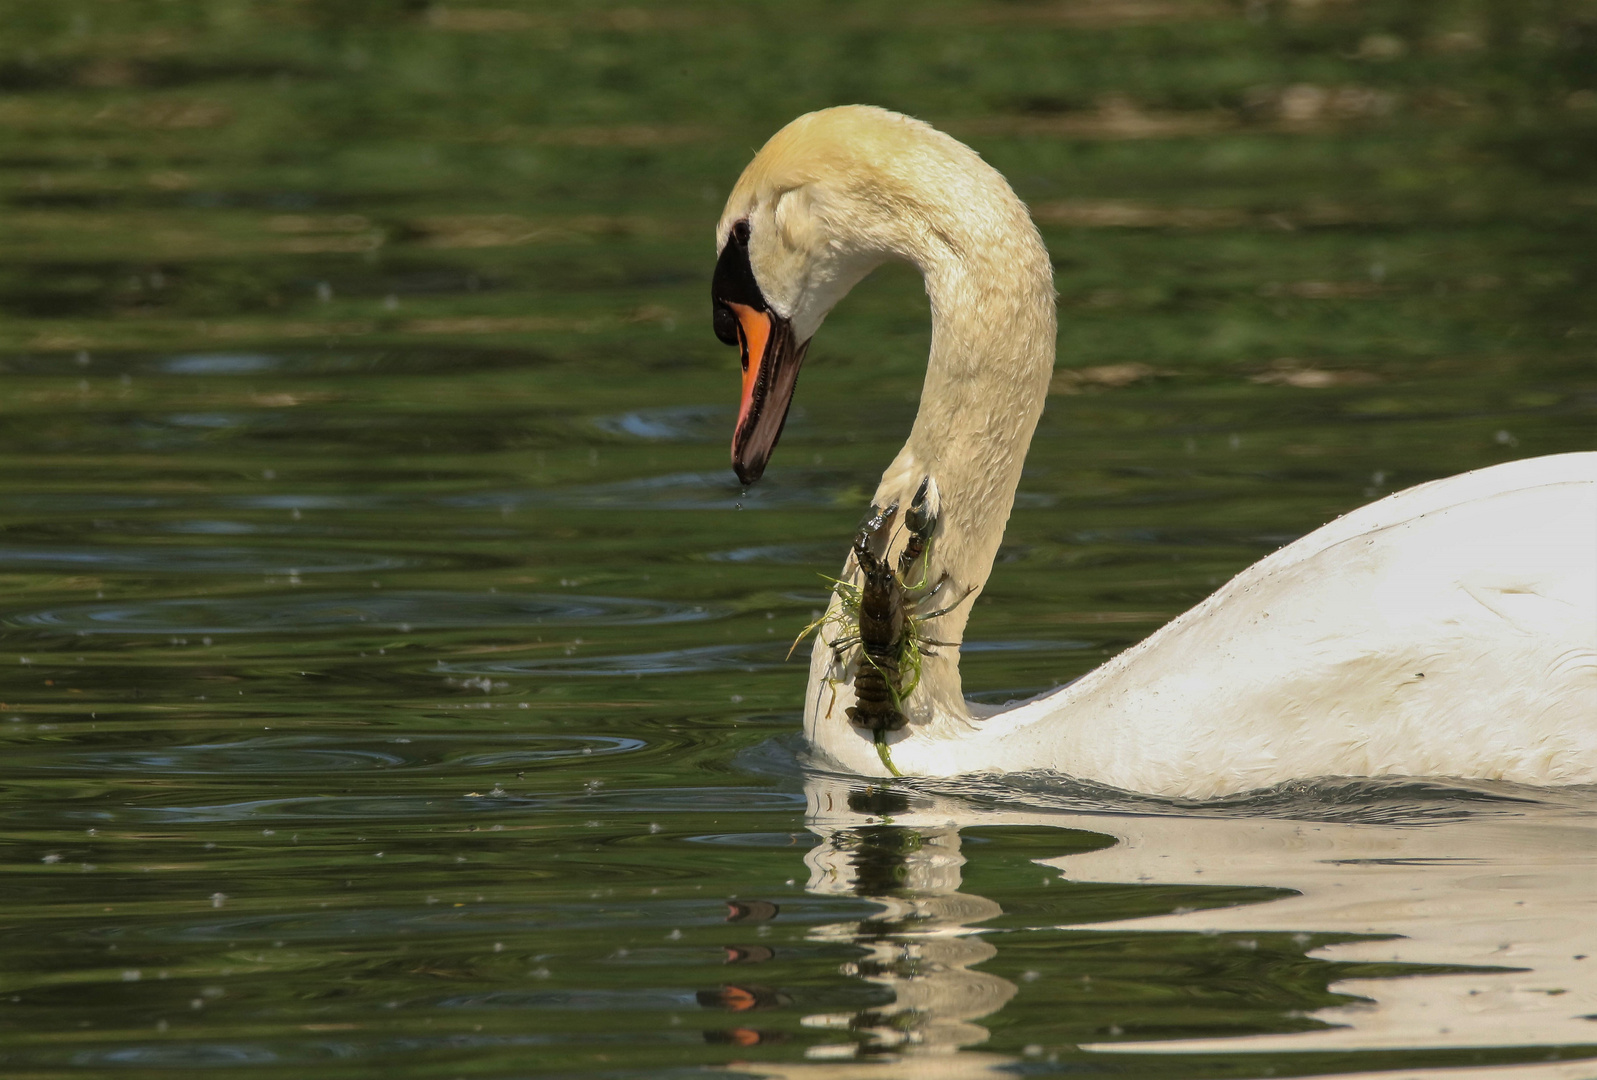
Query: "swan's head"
713 105 982 485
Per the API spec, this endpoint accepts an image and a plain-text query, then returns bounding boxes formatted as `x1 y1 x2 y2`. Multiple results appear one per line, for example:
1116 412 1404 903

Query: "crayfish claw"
905 476 937 540
853 501 899 563
898 477 939 583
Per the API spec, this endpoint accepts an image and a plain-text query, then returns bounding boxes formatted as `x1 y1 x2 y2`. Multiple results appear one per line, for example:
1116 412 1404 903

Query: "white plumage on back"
866 453 1597 797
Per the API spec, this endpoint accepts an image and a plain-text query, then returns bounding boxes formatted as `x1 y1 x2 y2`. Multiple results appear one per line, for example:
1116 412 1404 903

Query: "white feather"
720 106 1597 797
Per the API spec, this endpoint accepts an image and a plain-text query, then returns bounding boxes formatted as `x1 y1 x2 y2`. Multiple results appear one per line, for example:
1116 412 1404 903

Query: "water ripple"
17 735 644 775
440 470 856 512
902 772 1581 826
700 542 838 564
437 644 784 677
0 545 412 576
101 896 868 944
588 404 730 441
159 352 281 375
3 591 722 634
81 786 806 824
73 1044 281 1066
438 989 698 1010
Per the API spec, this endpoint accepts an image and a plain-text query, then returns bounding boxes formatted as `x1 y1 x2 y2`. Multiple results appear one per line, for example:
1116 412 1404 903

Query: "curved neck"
867 186 1057 724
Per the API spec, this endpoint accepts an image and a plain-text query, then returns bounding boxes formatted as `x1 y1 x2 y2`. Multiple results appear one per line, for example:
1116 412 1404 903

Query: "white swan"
710 105 1597 799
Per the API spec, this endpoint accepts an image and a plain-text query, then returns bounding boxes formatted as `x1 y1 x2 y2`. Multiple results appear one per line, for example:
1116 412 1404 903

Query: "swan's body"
811 453 1597 797
712 105 1597 799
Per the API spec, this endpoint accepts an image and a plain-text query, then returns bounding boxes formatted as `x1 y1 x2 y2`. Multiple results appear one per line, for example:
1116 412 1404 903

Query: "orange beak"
713 221 809 486
728 301 770 435
722 302 808 487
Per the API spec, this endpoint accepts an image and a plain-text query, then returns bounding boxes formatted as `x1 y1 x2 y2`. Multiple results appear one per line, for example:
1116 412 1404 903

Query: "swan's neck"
888 232 1057 554
860 185 1057 725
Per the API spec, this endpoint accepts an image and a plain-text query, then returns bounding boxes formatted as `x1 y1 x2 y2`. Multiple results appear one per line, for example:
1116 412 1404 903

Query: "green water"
1 1 1594 1076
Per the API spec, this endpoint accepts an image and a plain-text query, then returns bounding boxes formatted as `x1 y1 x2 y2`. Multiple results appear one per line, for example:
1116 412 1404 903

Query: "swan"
710 105 1597 799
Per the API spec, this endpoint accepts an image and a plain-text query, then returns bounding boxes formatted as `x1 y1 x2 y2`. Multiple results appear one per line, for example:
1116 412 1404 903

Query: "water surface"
1 1 1594 1077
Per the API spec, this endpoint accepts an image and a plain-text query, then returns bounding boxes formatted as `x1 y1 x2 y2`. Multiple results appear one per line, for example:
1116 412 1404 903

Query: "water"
1 1 1594 1077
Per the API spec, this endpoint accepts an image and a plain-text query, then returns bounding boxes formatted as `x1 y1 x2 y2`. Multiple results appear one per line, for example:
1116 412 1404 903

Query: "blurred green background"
2 0 1593 365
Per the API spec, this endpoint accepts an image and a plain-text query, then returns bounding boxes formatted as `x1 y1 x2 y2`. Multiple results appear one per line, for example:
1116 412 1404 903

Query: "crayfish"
792 477 971 774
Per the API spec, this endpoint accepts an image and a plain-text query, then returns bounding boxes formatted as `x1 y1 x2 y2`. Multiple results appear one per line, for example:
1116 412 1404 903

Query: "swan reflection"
737 775 1597 1079
802 816 1013 1058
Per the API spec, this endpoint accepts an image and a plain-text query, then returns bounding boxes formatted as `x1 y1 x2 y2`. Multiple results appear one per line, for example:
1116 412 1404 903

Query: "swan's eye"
713 302 739 346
